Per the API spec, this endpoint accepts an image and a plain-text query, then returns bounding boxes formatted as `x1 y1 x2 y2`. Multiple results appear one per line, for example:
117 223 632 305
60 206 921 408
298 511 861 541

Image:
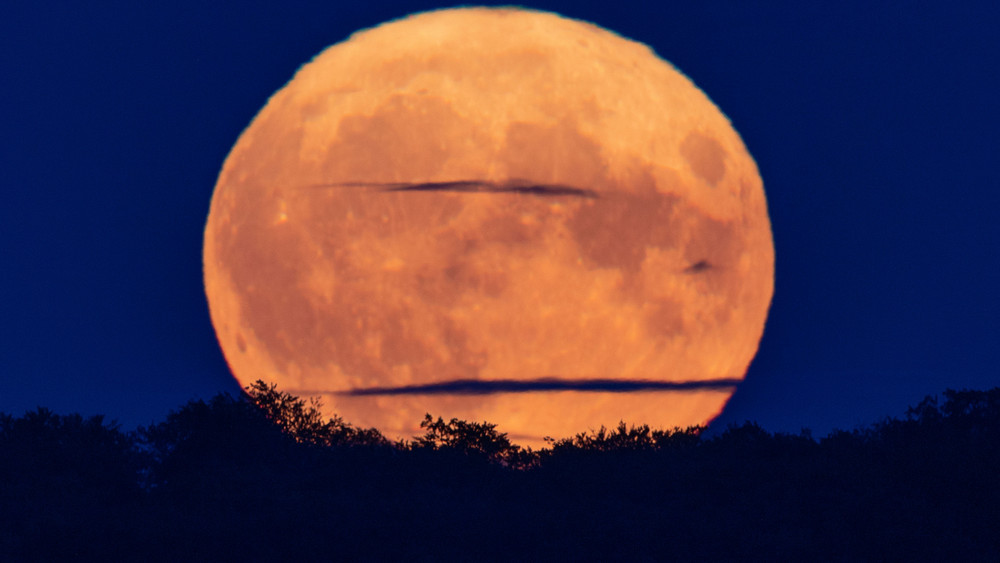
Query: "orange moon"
203 7 773 447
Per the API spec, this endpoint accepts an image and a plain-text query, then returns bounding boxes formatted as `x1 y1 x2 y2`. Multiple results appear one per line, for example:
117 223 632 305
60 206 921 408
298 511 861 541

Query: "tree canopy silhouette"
2 383 998 560
243 380 389 448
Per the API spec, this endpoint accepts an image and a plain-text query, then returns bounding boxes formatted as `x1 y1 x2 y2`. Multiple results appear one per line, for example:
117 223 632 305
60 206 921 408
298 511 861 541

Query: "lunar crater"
680 131 727 186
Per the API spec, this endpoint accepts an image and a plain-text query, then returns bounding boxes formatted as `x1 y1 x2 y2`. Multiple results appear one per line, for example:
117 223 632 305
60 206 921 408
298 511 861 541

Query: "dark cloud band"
328 378 741 396
313 180 599 199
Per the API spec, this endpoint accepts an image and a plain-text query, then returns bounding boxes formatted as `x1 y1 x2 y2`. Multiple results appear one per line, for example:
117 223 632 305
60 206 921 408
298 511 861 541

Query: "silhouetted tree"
0 408 142 559
244 379 388 448
547 421 704 453
412 414 535 467
137 392 294 492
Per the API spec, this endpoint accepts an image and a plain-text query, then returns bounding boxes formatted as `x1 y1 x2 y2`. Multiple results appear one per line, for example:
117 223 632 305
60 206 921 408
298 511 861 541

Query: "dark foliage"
0 409 143 559
243 380 390 449
412 414 535 468
3 382 999 560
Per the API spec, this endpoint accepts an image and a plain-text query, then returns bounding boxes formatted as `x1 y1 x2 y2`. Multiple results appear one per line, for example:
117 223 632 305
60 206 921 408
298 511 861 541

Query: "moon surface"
203 8 774 447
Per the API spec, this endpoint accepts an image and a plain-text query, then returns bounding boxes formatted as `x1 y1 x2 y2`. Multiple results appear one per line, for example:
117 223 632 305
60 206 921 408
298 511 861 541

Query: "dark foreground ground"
2 382 998 561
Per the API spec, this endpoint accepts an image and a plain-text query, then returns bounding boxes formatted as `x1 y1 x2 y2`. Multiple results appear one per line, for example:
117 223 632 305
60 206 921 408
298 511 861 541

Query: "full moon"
204 8 773 447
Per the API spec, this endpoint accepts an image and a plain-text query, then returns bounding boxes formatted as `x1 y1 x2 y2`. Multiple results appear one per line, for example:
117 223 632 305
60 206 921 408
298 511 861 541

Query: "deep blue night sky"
2 1 998 439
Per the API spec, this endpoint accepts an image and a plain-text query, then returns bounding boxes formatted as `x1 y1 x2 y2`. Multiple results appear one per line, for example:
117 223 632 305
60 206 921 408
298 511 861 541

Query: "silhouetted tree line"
2 382 998 561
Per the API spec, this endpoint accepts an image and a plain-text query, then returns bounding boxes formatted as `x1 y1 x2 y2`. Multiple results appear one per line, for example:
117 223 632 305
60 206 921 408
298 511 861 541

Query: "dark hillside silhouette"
2 382 998 560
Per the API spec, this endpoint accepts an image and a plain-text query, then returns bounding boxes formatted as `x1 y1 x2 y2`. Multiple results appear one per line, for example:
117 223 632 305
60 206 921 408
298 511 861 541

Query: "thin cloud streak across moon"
312 180 600 199
322 378 743 396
